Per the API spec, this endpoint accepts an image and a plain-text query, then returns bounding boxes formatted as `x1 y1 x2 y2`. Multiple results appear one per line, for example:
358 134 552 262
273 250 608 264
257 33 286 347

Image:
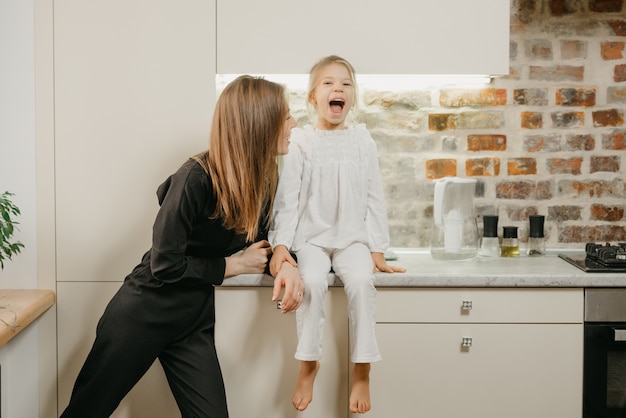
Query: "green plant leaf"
0 191 24 269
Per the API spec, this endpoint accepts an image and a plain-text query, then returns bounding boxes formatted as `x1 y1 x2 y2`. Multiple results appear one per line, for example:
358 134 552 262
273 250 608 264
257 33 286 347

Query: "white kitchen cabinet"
216 0 509 75
369 288 584 418
58 284 350 418
215 287 350 418
53 0 216 283
54 1 218 416
57 283 584 418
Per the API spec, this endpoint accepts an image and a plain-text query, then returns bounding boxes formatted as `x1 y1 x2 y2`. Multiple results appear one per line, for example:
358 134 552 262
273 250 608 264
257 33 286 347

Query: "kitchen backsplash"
283 0 625 249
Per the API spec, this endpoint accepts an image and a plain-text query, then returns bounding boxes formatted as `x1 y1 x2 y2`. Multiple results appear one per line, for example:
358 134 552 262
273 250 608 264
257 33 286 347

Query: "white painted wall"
0 0 41 416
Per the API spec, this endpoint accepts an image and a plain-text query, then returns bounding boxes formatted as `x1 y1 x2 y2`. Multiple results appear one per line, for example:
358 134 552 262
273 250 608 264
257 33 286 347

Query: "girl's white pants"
294 242 382 363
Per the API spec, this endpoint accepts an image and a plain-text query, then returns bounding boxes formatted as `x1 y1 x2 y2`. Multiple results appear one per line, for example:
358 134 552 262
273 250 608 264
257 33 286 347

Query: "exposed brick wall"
290 0 626 249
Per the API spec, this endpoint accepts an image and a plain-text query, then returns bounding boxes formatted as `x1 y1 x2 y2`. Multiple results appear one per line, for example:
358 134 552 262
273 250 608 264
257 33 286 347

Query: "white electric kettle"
430 177 479 260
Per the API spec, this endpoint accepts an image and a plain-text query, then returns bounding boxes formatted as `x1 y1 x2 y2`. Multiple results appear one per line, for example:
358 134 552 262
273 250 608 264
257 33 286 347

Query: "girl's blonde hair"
306 55 359 124
197 75 288 241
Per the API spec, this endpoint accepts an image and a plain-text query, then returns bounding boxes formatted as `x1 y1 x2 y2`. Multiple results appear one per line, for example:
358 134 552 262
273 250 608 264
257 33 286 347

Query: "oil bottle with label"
500 226 519 257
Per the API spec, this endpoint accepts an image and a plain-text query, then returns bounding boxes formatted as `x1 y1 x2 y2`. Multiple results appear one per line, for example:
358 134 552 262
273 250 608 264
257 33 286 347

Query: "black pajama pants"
60 277 228 418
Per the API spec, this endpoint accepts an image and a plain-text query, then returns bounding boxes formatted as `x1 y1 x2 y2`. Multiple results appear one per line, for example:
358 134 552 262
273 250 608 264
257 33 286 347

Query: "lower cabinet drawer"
369 322 582 418
376 288 583 324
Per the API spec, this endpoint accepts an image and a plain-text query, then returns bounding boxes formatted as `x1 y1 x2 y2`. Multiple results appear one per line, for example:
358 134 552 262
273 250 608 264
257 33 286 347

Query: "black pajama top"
61 157 266 418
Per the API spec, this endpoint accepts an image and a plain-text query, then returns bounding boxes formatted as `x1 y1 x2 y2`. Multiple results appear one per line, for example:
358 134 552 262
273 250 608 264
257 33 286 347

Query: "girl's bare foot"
292 360 320 411
350 363 371 413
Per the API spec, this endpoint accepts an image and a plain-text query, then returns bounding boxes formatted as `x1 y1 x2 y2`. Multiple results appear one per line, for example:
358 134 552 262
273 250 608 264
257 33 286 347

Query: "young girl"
61 75 303 418
269 56 405 414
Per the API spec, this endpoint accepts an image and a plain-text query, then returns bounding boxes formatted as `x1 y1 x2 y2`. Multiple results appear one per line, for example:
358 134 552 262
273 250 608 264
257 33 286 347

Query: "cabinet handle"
614 329 626 341
462 337 473 347
462 300 473 311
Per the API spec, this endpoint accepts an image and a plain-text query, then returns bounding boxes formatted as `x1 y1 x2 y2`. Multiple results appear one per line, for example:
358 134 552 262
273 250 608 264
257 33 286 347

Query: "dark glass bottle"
479 215 500 257
527 215 546 256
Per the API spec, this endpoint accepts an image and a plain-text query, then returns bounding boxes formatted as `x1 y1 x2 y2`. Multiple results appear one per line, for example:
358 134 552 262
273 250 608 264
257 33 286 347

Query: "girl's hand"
224 240 272 277
269 245 297 277
272 262 304 313
371 252 406 274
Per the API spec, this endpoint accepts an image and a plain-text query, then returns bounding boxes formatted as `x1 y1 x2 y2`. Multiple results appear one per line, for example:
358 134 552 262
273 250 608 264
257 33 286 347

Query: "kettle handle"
433 177 451 227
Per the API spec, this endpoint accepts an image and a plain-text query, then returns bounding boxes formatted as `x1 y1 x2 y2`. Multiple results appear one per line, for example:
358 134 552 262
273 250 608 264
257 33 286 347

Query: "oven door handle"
613 328 626 341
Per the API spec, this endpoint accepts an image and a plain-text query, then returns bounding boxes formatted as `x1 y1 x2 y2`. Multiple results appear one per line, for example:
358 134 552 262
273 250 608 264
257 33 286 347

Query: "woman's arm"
272 261 303 313
224 240 273 277
269 245 297 277
150 162 232 285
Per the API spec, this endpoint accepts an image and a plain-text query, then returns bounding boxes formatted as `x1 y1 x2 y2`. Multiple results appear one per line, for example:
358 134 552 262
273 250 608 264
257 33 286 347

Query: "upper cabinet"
216 0 510 75
54 0 216 282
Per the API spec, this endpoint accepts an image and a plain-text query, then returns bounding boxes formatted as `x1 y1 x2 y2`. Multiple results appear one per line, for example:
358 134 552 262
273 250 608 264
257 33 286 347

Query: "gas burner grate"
586 243 626 268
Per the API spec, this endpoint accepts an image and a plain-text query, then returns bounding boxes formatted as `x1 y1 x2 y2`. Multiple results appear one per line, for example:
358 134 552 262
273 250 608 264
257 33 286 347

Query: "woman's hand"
269 245 297 277
272 262 304 314
224 240 272 277
371 252 406 273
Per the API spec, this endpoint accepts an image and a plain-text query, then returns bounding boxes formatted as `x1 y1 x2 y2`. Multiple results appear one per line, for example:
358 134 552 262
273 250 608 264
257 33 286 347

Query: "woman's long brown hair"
198 76 287 241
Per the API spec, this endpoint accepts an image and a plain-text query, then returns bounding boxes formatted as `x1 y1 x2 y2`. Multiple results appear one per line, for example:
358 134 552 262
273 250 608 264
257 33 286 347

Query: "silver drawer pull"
462 337 473 347
614 329 626 341
462 300 473 311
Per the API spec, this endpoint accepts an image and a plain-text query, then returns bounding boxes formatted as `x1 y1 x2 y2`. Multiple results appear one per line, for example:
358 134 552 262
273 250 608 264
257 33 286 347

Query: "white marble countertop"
222 248 626 288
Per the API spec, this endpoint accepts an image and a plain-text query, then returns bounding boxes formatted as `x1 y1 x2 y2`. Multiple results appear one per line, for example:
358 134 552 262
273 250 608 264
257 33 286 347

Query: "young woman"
61 75 303 418
269 56 405 414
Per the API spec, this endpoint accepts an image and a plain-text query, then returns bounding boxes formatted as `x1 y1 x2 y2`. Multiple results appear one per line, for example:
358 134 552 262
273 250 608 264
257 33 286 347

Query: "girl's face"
277 109 296 155
309 63 355 130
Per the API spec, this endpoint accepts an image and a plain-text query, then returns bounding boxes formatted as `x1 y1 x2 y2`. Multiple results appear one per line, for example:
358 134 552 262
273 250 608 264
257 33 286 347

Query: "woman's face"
277 110 296 155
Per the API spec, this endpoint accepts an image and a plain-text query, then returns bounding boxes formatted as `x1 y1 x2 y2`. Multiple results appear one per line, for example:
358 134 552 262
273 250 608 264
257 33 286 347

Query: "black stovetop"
559 253 626 273
559 243 626 273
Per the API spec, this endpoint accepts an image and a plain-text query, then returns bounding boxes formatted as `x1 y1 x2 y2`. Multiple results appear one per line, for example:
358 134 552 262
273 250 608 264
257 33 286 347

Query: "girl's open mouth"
329 99 344 113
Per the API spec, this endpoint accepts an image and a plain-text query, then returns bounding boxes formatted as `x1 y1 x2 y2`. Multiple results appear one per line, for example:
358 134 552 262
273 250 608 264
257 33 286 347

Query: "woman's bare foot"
292 360 320 411
350 363 371 413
